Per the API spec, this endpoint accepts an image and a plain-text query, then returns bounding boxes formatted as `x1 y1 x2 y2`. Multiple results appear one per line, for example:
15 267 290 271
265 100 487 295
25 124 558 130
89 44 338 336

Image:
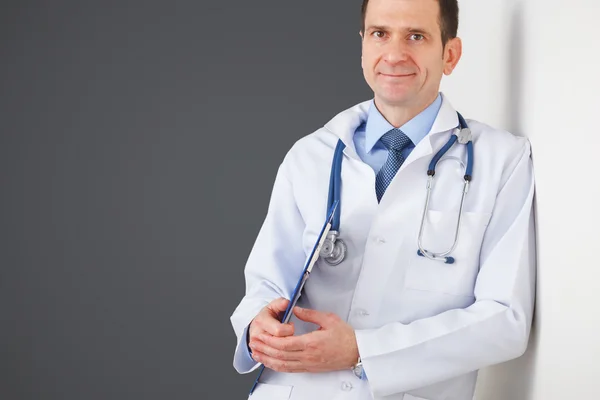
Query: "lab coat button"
355 308 369 317
376 237 386 244
341 381 353 391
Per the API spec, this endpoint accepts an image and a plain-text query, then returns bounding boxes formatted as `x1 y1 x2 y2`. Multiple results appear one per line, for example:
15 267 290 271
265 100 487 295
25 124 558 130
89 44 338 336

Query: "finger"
252 351 307 373
258 333 307 351
258 317 295 337
293 307 335 328
249 340 302 361
257 309 295 337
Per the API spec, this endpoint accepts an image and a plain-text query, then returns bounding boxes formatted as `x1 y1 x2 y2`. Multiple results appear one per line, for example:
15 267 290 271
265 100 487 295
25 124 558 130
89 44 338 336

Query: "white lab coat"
230 94 536 400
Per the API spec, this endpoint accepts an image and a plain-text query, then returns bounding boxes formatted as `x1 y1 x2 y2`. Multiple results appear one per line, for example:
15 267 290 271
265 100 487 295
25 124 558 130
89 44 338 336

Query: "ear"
359 30 364 40
443 37 462 75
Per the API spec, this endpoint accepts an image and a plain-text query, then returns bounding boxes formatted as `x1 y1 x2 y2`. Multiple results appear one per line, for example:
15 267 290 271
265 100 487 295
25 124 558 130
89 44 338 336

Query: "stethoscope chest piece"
319 230 347 266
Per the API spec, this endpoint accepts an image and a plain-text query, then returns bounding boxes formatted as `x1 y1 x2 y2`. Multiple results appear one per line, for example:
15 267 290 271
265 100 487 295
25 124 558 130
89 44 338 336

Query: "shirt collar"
364 93 443 153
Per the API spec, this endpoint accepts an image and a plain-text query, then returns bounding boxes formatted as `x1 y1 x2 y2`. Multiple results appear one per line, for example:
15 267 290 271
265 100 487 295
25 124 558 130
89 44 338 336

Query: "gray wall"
0 1 370 399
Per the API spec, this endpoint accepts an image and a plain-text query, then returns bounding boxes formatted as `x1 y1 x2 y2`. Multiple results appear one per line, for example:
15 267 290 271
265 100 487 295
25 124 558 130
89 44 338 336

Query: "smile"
379 73 415 78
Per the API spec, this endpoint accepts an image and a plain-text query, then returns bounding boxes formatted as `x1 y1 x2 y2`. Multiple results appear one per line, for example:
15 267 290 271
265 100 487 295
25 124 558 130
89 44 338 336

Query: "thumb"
293 307 333 328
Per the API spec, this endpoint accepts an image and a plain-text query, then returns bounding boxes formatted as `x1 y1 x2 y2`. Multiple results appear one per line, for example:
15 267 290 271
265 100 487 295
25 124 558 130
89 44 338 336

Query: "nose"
382 38 410 65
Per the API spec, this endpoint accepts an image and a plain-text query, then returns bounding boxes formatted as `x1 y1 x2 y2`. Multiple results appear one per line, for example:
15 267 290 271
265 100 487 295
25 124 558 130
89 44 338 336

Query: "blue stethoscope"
319 112 473 265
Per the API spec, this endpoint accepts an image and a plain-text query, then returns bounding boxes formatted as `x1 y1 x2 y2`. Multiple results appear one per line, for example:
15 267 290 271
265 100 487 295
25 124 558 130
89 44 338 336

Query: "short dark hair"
360 0 459 46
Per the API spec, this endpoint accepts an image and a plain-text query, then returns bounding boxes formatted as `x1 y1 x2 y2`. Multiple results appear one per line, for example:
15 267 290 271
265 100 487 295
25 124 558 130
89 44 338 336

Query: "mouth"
378 73 415 78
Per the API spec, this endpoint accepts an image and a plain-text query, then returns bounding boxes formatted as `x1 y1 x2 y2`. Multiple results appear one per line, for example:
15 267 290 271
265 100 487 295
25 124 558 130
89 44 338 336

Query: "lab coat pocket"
404 210 492 298
247 383 293 400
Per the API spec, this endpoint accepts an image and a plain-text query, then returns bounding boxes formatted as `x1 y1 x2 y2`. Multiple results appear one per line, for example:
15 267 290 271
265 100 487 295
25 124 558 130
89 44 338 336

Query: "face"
360 0 461 109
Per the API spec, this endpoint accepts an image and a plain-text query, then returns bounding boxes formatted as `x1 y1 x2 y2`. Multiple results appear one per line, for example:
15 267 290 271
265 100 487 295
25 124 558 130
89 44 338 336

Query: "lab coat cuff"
234 324 262 374
354 328 398 397
231 299 269 374
354 328 382 360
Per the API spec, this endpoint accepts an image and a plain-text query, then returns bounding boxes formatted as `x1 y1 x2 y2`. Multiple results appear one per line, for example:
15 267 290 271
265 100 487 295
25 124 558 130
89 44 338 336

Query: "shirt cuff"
233 324 260 373
242 325 255 361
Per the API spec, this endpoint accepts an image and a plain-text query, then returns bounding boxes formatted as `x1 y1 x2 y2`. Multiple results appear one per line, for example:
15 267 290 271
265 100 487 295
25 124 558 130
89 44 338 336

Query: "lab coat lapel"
429 93 461 136
400 93 461 171
323 101 370 161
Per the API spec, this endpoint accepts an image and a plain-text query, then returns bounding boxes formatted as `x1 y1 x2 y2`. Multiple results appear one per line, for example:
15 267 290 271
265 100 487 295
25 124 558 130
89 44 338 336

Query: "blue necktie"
375 129 412 202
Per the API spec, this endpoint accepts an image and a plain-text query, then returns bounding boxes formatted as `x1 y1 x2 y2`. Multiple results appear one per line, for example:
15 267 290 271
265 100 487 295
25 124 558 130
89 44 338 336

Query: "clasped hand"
248 298 359 373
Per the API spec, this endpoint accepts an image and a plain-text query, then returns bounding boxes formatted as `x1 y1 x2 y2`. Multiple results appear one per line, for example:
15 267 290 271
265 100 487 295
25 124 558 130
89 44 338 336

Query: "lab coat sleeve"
229 161 307 374
355 139 536 397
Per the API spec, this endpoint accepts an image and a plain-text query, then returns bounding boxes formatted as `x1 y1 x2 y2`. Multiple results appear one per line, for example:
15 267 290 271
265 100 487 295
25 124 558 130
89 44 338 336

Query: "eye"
409 33 425 41
372 31 386 39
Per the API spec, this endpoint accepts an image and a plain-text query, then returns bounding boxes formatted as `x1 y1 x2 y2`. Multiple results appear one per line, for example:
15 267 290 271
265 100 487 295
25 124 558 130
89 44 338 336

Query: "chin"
377 92 413 106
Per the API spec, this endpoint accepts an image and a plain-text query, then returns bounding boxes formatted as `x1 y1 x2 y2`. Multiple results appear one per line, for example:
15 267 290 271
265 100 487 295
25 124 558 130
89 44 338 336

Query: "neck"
374 93 439 128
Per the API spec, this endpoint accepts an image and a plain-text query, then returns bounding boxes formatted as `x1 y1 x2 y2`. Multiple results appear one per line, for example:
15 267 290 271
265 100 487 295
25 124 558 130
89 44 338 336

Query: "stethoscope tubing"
327 140 345 232
325 112 473 265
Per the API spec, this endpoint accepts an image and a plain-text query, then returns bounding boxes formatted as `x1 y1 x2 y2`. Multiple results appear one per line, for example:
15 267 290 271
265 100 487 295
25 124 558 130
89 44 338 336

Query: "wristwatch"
351 356 363 379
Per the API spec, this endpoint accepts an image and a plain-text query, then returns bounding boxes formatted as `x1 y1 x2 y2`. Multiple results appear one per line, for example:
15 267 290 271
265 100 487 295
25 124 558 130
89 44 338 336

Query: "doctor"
230 0 536 399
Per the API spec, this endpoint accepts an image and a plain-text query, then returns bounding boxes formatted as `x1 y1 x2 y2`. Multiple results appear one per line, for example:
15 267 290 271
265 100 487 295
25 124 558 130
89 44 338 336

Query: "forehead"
364 0 441 31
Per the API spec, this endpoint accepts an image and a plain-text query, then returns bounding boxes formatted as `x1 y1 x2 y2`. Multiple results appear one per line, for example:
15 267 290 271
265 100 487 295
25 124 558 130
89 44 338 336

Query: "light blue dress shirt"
240 94 443 372
354 93 442 174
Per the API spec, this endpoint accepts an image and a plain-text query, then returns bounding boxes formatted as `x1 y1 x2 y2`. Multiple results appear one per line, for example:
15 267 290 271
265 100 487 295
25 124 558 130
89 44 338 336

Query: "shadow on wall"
475 3 540 399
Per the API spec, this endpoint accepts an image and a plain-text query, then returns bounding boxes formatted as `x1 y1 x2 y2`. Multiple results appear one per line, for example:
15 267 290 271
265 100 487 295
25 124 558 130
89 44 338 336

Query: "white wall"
442 1 600 399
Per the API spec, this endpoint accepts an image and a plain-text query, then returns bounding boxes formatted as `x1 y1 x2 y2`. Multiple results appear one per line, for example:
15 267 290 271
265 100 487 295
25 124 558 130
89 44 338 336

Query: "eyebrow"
407 28 431 36
365 25 391 32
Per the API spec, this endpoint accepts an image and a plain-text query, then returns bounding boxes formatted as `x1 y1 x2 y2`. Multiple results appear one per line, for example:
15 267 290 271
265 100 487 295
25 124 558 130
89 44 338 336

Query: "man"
230 0 536 399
